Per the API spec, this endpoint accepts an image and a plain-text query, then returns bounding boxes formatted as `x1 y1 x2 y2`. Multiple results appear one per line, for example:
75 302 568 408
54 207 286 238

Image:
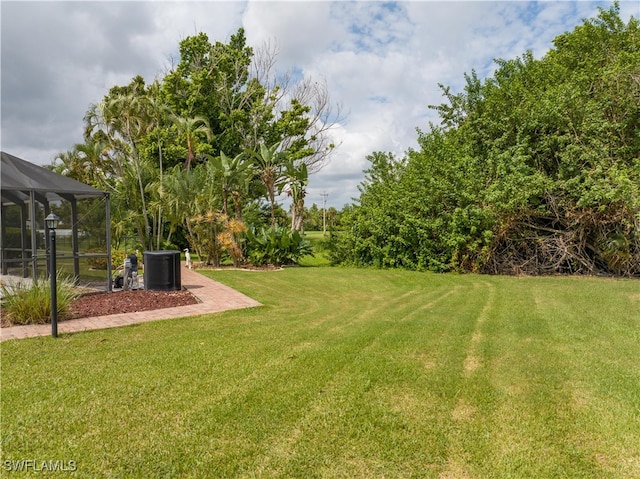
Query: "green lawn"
1 268 639 478
299 231 331 267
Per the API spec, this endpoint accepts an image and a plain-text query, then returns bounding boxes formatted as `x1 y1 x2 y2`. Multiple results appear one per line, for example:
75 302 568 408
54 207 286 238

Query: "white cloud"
242 1 340 68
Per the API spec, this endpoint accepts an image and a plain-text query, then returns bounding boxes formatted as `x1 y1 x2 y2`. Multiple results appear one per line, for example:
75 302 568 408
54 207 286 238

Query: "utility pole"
321 192 328 235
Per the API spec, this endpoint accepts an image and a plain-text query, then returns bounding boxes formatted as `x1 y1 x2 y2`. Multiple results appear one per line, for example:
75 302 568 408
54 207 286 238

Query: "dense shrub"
245 226 312 266
333 5 640 277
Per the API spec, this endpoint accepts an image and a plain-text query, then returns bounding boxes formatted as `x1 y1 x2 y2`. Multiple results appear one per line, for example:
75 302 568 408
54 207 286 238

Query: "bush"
245 226 313 266
0 273 79 326
87 248 127 270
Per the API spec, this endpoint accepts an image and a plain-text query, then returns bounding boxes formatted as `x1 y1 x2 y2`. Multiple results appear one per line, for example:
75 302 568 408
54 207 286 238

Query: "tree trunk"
291 198 305 231
232 191 243 221
157 140 163 250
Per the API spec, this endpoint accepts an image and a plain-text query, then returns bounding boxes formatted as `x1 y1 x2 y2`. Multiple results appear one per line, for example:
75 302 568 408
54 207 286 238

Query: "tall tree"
171 115 212 170
59 27 344 262
281 159 308 231
209 151 251 219
246 142 285 227
163 29 343 169
163 30 267 157
82 77 157 250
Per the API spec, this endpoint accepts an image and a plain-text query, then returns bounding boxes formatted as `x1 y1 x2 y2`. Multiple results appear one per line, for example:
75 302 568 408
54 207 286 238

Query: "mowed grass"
1 268 639 478
299 231 331 267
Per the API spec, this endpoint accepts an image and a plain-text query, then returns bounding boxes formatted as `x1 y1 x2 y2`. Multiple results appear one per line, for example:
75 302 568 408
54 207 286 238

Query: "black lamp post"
45 213 60 338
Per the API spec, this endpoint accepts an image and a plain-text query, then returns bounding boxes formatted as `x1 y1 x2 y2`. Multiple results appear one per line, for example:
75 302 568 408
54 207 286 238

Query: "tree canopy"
55 28 342 264
333 4 640 277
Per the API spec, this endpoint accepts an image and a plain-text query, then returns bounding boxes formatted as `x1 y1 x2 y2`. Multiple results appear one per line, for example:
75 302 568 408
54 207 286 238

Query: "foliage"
86 248 127 270
245 141 286 227
1 227 45 253
334 4 640 276
303 203 341 232
171 115 212 170
187 210 226 267
209 151 252 218
162 30 264 158
0 273 79 325
281 158 308 231
75 76 161 251
54 27 341 260
216 215 248 267
245 225 313 266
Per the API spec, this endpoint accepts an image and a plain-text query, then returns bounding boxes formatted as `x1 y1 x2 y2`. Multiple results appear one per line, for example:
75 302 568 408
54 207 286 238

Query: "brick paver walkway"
0 264 261 341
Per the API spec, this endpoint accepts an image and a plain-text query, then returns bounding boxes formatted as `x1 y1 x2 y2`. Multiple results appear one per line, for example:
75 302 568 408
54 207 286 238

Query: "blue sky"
1 1 638 208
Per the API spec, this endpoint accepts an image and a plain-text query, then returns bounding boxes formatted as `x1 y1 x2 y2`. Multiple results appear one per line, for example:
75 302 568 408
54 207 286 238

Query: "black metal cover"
143 250 181 291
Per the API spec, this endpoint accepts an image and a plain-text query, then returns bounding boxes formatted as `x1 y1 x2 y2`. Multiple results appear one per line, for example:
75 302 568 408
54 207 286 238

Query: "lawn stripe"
2 269 639 478
462 280 496 376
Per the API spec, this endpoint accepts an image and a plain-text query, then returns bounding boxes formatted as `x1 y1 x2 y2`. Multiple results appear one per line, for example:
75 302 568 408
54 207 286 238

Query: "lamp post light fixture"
45 213 60 338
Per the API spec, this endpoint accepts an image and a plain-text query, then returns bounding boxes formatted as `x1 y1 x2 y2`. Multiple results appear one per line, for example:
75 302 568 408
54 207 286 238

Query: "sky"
1 1 638 209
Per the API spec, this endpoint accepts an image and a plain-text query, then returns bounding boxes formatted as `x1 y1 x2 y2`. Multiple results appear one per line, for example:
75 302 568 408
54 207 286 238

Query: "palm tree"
84 91 155 250
209 151 251 219
246 141 285 227
145 89 172 249
282 159 308 231
73 137 112 188
171 115 212 170
160 165 205 258
108 93 154 250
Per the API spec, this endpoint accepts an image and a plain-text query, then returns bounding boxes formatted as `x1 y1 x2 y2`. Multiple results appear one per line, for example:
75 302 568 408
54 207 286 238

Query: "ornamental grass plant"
0 273 79 326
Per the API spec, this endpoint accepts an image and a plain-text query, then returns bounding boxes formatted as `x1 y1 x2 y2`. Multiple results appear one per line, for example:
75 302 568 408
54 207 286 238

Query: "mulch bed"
1 289 199 327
